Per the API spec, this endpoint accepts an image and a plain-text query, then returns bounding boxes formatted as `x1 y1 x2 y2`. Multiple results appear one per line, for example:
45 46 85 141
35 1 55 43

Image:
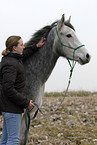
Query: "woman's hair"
2 36 21 56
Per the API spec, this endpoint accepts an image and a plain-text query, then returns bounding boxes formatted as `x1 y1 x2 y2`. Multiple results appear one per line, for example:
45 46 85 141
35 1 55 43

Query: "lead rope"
23 102 43 145
49 54 76 113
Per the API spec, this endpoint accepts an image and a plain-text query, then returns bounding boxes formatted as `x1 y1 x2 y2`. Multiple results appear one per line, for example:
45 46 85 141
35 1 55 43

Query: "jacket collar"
4 52 23 59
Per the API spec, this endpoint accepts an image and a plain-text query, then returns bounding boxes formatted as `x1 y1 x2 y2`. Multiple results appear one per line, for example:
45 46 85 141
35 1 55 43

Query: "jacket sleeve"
22 44 40 62
2 63 29 108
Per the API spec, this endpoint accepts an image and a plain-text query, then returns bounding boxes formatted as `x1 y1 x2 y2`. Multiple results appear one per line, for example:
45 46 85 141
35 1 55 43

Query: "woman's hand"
36 37 46 47
27 100 34 110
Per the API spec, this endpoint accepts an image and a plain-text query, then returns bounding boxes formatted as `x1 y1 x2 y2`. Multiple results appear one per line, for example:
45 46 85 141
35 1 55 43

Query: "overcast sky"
0 0 97 92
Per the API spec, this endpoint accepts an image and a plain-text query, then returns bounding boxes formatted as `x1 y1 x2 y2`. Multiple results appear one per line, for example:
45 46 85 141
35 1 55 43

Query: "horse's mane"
25 21 57 47
25 20 75 47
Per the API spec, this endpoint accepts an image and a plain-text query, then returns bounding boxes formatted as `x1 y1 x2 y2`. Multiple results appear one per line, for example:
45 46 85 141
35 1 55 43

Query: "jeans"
0 112 22 145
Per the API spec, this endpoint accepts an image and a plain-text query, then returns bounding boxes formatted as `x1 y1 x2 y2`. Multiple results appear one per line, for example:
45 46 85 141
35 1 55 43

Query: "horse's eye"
66 34 72 38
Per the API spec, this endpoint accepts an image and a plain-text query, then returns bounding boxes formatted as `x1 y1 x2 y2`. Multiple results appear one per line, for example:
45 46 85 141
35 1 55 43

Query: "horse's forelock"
64 22 75 31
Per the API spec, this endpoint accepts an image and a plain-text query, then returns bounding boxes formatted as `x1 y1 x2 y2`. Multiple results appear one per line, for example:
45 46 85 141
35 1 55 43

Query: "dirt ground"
0 92 97 145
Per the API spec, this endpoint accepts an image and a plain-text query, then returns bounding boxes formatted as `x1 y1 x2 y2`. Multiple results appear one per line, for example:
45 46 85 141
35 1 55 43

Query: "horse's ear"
67 16 71 23
58 14 65 32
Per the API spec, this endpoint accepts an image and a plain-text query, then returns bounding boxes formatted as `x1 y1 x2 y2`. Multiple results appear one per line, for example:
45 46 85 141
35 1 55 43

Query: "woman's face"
13 38 25 55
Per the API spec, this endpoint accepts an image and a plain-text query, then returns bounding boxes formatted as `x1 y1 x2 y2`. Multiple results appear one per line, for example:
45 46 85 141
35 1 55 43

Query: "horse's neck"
24 29 59 87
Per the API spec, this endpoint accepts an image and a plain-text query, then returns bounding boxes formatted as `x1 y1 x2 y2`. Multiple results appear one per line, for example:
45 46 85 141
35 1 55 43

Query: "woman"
0 36 45 145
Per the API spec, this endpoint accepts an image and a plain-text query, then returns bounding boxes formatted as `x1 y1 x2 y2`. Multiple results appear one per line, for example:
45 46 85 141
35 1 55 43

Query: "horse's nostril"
86 53 90 59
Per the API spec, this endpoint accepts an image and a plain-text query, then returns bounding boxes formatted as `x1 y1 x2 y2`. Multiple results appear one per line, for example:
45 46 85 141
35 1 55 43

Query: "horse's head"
53 14 90 65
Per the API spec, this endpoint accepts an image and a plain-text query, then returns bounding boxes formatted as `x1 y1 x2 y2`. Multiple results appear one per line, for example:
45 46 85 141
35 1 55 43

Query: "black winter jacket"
0 44 39 114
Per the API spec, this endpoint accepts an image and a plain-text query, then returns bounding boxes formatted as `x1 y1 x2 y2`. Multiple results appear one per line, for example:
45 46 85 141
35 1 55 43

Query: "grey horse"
18 14 90 144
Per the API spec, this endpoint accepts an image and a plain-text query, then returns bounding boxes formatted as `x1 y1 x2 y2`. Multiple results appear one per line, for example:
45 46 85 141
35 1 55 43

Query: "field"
0 91 97 145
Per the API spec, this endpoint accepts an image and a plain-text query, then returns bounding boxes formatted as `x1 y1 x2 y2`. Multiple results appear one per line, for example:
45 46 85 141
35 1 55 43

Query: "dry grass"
0 91 97 145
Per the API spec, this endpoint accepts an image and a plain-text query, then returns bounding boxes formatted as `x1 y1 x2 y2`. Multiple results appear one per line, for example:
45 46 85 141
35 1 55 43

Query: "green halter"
55 26 85 78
